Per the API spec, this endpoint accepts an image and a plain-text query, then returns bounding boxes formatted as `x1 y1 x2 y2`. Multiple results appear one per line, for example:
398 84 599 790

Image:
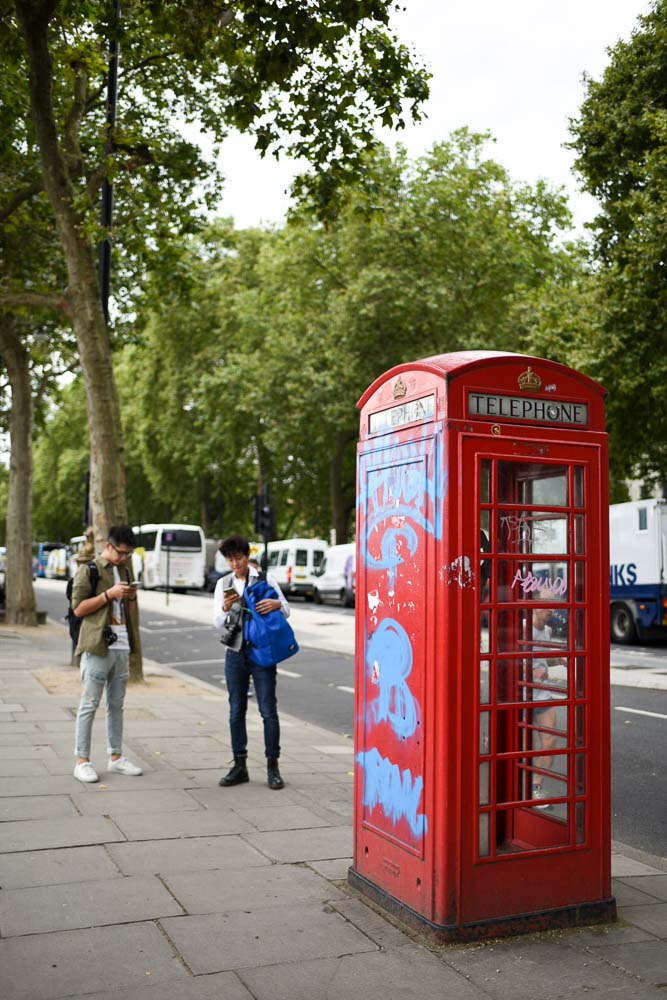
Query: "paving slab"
232 803 332 831
612 854 665 877
74 974 255 1000
0 815 125 852
619 875 667 903
106 834 269 875
161 902 377 974
0 921 189 1000
111 807 254 841
238 943 482 1000
441 936 655 999
584 939 667 987
332 896 415 950
189 784 301 808
0 873 184 936
244 825 352 863
0 774 83 796
0 758 50 776
0 844 123 889
0 794 78 822
308 857 353 881
617 903 667 938
613 880 667 908
163 863 345 915
72 787 202 816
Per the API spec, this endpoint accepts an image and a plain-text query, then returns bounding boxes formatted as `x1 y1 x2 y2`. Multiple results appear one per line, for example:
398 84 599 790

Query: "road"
37 580 666 858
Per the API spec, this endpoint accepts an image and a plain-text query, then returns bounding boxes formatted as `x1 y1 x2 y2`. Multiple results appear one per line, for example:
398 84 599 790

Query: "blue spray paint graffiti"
367 618 417 739
366 524 419 590
357 747 428 838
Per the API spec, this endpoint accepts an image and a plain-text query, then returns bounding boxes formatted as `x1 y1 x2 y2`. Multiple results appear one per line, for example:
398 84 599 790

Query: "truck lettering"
610 563 637 587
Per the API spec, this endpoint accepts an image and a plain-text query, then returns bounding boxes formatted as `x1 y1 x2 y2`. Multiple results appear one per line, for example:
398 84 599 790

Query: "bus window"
296 549 308 566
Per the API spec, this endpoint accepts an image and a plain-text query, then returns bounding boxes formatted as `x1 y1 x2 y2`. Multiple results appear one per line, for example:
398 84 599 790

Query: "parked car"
313 542 356 607
266 538 327 600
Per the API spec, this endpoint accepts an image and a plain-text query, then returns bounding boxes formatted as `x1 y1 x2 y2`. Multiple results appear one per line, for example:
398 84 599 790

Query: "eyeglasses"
110 543 134 559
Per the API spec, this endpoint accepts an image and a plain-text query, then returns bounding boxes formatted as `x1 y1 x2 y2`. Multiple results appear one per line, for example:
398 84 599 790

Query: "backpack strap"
87 561 100 595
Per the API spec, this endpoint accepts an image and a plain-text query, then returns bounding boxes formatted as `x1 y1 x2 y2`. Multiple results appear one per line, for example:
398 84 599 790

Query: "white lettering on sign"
369 394 435 434
468 392 588 426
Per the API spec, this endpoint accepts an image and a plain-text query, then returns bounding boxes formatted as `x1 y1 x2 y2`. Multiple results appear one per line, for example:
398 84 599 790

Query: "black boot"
219 756 249 787
267 758 284 790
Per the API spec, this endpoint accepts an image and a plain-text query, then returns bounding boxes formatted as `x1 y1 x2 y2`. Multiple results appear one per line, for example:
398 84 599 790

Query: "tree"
5 0 429 550
569 0 667 488
124 134 576 541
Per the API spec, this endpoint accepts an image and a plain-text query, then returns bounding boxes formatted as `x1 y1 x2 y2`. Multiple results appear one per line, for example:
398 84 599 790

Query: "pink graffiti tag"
511 569 567 597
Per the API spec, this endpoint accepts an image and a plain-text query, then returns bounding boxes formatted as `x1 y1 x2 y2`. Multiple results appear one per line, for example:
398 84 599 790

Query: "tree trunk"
15 1 142 677
330 430 356 544
15 1 128 544
0 316 38 626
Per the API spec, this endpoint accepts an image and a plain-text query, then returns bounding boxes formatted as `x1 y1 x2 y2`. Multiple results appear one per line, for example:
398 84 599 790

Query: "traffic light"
254 489 275 540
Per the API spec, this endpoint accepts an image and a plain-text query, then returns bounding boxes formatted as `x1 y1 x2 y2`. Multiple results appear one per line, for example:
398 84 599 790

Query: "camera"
220 611 242 647
102 625 118 647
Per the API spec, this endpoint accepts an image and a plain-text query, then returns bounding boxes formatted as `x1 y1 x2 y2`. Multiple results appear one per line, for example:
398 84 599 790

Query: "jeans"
75 650 130 758
225 647 280 759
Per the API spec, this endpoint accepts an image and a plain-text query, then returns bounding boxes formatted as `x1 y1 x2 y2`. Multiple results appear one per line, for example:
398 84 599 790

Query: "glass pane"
498 462 569 506
574 515 585 554
497 560 570 603
574 561 585 602
480 660 490 704
573 467 584 507
496 803 570 854
496 658 569 704
481 460 491 503
575 656 586 698
479 762 490 805
574 609 586 650
495 755 568 805
497 511 568 555
480 612 490 653
575 706 586 746
480 712 490 755
576 802 586 844
479 813 490 857
575 753 586 794
497 608 569 656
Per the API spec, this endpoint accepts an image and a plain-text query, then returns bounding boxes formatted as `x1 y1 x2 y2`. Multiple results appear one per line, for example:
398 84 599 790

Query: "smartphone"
126 582 139 590
224 587 237 598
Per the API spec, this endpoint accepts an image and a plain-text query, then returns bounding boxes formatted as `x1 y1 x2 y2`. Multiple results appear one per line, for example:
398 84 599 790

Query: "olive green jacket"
72 556 141 659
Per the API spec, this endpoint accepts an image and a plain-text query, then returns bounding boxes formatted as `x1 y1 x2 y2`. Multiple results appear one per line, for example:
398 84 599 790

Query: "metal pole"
98 0 120 326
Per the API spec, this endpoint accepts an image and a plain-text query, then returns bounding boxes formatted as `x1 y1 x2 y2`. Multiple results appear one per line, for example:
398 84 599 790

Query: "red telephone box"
349 351 616 940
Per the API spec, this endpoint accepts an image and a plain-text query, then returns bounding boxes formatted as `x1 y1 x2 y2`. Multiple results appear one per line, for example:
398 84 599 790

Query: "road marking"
140 624 214 634
337 685 355 694
615 706 667 721
277 668 302 678
156 658 223 667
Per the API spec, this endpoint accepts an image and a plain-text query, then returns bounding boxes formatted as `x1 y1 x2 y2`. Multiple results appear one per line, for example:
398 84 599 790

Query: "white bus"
132 523 206 591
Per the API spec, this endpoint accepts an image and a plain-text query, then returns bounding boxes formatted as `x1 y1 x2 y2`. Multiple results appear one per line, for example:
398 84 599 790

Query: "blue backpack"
243 575 299 668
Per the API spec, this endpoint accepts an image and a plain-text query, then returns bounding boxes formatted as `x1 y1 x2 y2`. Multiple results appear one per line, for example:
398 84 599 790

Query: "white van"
266 537 327 600
312 542 356 607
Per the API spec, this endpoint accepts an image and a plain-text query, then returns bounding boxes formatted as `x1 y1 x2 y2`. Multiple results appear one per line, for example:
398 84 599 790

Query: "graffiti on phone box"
511 569 568 597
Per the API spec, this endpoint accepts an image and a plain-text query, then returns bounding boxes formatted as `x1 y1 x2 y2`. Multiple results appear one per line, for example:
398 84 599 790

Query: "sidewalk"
0 622 664 1000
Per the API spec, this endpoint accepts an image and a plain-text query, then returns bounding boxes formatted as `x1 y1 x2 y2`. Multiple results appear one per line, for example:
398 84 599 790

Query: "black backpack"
66 562 100 645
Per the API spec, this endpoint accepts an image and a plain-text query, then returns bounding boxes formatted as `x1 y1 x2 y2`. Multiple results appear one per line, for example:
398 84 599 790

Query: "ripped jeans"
74 650 130 758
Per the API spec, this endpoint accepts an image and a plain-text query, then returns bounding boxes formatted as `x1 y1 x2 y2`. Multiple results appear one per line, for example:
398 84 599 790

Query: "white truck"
609 499 667 643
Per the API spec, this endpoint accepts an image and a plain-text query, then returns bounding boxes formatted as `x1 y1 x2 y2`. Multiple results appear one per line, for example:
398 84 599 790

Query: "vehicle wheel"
338 588 347 607
611 603 637 645
345 591 355 609
313 587 323 605
305 592 314 603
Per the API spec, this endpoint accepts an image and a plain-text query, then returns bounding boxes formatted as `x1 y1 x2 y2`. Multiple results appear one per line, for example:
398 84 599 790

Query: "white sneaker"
74 761 99 783
108 755 143 776
531 784 552 810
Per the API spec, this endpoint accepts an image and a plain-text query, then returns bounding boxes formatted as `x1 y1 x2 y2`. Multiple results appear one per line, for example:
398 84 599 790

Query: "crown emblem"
518 366 542 392
393 376 407 400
